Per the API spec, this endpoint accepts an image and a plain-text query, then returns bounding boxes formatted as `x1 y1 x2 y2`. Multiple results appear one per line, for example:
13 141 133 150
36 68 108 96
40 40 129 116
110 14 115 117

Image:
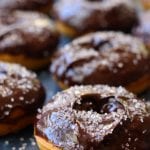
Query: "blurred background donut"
0 0 52 14
0 61 45 136
52 0 138 37
0 10 59 70
50 32 150 94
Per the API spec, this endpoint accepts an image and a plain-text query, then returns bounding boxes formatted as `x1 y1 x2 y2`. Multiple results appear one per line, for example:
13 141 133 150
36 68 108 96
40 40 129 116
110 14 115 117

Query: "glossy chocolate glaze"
0 61 45 122
0 0 51 11
35 85 150 149
53 0 138 34
133 11 150 50
0 10 59 58
51 32 150 87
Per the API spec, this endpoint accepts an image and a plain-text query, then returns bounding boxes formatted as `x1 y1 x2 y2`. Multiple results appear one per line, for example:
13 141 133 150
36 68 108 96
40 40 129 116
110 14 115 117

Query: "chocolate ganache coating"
53 0 138 33
0 10 59 58
0 0 51 11
0 61 45 122
35 85 150 150
51 32 150 87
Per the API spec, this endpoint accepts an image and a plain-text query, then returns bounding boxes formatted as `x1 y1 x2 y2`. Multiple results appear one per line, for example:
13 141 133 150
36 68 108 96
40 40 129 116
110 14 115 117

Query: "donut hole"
73 94 124 114
100 97 124 114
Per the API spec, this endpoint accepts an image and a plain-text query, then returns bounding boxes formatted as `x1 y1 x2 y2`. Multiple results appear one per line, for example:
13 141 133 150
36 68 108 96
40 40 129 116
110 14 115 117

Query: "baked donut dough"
133 11 150 51
50 32 150 93
0 61 45 135
35 85 150 150
0 10 59 70
0 0 52 14
53 0 138 37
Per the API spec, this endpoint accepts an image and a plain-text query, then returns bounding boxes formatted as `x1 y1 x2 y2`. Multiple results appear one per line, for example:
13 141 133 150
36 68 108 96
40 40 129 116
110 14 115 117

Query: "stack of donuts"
0 0 149 150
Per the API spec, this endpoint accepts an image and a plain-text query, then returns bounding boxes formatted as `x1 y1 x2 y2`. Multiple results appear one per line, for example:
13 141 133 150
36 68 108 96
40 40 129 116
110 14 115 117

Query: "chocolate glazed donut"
0 61 45 135
0 0 52 14
53 0 138 37
34 85 150 150
0 10 59 70
50 32 150 93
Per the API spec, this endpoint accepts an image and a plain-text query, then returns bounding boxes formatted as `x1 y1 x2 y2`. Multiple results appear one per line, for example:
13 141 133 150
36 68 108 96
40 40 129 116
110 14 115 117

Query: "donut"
0 0 52 14
34 85 150 150
141 0 150 10
132 11 150 51
52 0 138 37
50 31 150 93
0 10 59 70
0 61 45 136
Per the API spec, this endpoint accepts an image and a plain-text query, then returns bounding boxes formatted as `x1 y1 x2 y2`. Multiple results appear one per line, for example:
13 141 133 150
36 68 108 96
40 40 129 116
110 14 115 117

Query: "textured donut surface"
53 0 138 33
51 32 150 88
35 85 150 149
0 10 59 58
0 61 45 122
